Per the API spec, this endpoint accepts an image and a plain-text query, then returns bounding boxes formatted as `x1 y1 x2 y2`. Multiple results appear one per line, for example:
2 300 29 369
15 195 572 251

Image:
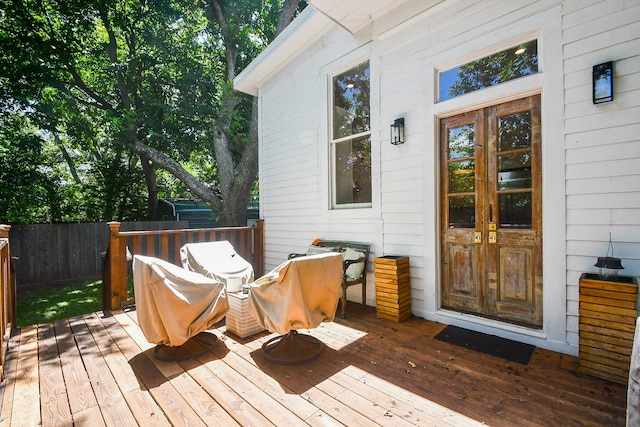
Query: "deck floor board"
0 306 628 426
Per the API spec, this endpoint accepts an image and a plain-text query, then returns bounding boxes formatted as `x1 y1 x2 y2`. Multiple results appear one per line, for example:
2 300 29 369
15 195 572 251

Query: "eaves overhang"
233 0 410 96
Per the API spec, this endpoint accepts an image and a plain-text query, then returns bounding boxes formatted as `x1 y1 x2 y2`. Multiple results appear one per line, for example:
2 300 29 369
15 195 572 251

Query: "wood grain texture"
0 306 627 426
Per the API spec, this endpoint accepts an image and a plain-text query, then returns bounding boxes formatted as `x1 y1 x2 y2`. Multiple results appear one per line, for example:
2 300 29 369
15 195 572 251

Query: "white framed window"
330 60 371 208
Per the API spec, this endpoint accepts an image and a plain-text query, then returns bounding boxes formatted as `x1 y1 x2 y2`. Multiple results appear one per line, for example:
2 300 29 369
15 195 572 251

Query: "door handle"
489 231 497 244
474 232 482 244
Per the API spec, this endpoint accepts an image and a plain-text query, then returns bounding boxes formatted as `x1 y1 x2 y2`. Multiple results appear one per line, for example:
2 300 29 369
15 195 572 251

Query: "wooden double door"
440 96 542 327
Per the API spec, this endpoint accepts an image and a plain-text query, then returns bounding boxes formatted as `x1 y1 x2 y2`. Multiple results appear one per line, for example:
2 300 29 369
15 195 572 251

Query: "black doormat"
434 325 535 365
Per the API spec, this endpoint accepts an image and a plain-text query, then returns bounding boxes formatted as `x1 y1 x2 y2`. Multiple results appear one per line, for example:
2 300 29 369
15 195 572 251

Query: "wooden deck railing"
0 225 16 380
102 220 264 311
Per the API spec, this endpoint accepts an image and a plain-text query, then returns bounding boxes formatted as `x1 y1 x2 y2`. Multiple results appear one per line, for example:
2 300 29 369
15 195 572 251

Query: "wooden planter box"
375 256 411 322
579 272 638 384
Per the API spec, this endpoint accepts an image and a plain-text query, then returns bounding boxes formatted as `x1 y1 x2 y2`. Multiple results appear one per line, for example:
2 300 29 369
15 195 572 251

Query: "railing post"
0 224 14 380
106 222 127 311
254 219 264 277
0 225 15 331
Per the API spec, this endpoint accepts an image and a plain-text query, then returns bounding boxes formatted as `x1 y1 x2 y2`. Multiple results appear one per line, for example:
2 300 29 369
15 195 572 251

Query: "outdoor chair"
248 252 343 364
180 240 254 292
132 254 230 361
289 240 370 318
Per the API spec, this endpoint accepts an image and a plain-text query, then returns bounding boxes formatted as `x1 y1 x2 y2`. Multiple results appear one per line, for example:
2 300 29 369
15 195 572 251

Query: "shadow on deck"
0 306 627 426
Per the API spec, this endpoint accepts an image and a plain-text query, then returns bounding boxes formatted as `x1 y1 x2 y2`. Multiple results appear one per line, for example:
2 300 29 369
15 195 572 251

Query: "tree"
0 0 302 225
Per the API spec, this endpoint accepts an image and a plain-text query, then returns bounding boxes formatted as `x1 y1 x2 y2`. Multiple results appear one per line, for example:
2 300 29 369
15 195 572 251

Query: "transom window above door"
331 60 371 207
439 39 538 102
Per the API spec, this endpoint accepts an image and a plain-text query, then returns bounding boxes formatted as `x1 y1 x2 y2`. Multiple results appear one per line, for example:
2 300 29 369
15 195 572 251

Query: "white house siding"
563 0 640 349
246 0 640 356
374 0 569 352
257 29 382 307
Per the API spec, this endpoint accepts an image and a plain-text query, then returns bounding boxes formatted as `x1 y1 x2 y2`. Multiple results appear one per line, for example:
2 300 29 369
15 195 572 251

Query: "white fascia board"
233 7 334 96
309 0 411 34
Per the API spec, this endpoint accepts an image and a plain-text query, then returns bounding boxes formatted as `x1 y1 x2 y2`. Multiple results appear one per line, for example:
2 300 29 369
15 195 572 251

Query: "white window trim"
326 53 375 212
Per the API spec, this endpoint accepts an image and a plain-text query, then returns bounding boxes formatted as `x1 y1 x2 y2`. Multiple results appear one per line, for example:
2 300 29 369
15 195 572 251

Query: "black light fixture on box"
594 233 624 279
391 118 405 145
593 61 613 104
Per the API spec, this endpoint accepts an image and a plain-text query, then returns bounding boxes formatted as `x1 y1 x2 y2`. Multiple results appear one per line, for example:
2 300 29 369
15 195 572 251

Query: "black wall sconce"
391 118 405 145
593 61 613 104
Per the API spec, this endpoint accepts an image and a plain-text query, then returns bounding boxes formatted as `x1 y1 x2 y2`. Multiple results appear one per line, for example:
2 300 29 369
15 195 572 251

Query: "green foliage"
0 113 69 223
0 0 303 224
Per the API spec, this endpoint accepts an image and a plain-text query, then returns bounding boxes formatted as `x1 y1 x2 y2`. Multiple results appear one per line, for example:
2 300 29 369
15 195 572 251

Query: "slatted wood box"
579 272 638 384
375 256 411 322
226 291 265 338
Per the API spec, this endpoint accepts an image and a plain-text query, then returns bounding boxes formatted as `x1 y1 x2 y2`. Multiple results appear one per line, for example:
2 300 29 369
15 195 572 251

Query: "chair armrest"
343 259 362 269
288 253 306 260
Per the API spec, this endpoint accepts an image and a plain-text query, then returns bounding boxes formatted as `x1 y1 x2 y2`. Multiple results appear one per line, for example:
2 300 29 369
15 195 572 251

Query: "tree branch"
97 5 133 111
127 138 224 212
208 0 237 82
65 72 118 114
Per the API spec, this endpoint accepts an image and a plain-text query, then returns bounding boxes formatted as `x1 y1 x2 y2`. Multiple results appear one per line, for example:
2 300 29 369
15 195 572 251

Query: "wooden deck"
0 306 627 426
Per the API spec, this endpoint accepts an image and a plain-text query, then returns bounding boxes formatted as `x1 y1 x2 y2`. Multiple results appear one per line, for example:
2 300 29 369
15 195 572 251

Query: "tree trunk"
54 134 81 184
140 154 159 220
204 0 298 226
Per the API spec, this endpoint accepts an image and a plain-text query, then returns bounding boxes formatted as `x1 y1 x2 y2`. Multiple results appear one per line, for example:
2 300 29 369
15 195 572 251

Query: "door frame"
423 9 568 353
438 96 543 328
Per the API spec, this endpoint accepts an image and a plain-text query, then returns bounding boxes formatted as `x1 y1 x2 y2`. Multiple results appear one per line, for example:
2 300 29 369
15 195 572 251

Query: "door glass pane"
448 124 475 159
449 195 475 228
499 192 532 228
449 160 475 193
498 111 531 151
498 153 531 190
335 135 372 205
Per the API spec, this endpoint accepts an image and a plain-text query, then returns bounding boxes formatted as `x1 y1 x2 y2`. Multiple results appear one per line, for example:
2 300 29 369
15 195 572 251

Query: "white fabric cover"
180 241 254 287
628 316 640 426
133 254 229 347
248 253 343 335
305 245 335 256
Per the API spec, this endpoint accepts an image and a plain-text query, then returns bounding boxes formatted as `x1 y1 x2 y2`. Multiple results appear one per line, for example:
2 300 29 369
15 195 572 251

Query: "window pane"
498 153 531 190
449 195 475 228
335 136 371 205
333 61 370 139
439 40 538 101
498 111 531 151
499 192 532 228
449 160 475 193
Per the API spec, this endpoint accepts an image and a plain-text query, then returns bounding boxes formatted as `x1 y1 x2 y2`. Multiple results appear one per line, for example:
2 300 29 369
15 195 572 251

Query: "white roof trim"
308 0 409 34
233 1 411 96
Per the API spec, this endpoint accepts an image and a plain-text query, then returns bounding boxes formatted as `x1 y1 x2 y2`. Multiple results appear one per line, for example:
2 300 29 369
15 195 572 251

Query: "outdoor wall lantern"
594 233 624 279
391 118 405 145
593 61 613 104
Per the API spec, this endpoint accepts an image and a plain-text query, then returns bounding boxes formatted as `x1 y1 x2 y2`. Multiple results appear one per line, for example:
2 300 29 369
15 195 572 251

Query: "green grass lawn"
16 280 103 327
16 279 135 328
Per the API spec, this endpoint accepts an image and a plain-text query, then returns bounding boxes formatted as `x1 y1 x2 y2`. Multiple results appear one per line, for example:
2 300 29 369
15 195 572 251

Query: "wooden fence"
102 220 264 310
10 221 188 289
0 225 16 380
